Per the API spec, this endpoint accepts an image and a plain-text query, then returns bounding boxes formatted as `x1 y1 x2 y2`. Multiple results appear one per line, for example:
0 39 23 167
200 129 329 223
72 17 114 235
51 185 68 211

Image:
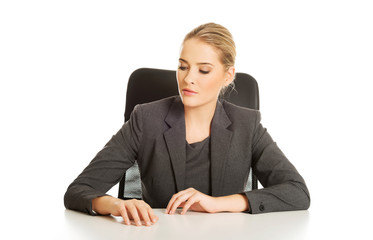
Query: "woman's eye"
178 66 188 71
199 70 210 74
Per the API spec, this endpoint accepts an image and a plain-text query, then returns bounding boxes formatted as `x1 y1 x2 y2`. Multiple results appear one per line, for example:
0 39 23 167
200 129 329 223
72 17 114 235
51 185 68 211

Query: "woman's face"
177 38 235 109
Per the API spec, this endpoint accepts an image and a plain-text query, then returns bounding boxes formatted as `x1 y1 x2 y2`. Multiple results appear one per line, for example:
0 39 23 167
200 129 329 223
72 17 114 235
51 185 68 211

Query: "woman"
64 23 310 226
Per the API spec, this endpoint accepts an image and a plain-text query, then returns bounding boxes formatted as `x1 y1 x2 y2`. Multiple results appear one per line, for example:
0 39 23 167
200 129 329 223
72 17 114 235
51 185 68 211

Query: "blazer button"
259 204 265 212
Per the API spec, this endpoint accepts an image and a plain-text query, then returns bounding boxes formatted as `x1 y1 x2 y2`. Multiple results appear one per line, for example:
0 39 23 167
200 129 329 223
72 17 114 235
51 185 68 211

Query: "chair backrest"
118 68 259 200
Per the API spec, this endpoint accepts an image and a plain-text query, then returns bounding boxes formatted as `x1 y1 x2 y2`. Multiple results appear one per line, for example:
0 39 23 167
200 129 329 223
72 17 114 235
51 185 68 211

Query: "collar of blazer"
163 96 233 196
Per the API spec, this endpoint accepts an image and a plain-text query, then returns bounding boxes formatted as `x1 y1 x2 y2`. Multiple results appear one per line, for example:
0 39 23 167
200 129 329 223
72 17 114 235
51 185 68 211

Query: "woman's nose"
184 71 195 85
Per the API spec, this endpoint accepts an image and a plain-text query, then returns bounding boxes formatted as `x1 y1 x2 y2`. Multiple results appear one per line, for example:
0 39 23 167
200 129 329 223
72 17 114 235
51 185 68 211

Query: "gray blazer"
64 96 310 215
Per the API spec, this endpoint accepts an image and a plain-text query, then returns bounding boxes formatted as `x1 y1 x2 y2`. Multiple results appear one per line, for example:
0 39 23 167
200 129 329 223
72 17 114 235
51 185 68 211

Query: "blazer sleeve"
64 105 144 215
244 111 310 214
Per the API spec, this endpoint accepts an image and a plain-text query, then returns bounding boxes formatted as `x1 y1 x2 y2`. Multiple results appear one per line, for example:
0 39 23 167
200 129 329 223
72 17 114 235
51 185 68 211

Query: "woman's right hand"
92 196 158 226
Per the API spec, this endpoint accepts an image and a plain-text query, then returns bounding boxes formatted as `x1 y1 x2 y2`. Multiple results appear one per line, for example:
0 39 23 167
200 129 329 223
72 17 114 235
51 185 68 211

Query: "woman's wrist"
214 193 249 213
92 195 116 215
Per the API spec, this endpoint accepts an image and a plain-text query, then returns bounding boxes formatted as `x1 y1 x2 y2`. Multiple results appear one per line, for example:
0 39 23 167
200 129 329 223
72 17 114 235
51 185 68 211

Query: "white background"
1 0 372 239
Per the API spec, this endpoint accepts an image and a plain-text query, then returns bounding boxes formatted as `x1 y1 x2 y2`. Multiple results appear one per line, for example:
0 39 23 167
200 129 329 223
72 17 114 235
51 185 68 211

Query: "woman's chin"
181 100 199 108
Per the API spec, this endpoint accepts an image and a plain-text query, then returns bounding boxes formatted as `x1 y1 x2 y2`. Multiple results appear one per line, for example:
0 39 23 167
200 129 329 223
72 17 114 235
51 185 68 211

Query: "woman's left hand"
165 188 218 215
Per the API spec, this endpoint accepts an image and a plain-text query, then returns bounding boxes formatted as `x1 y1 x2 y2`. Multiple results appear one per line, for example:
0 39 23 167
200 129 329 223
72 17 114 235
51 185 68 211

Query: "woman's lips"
182 88 198 96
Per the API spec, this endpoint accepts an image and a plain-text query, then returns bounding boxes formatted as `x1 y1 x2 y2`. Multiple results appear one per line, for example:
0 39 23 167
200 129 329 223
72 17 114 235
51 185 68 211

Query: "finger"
119 206 131 225
127 205 142 226
138 206 152 226
181 195 198 215
166 188 192 214
166 192 182 213
169 192 193 214
178 201 186 208
148 207 158 223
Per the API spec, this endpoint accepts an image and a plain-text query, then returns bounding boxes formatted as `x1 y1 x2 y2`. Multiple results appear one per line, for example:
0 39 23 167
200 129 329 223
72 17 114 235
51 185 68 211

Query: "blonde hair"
183 22 236 70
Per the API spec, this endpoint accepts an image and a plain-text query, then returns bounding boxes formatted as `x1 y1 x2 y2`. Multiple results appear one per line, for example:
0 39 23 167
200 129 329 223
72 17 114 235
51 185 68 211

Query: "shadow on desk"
64 209 310 240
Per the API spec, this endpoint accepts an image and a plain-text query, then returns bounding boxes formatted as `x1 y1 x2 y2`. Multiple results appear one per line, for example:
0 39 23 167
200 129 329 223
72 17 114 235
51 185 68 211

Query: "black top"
185 137 211 195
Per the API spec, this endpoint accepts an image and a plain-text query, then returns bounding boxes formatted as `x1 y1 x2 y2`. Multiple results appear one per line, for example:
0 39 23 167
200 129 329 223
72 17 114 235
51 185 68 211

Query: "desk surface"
62 209 311 240
5 206 372 239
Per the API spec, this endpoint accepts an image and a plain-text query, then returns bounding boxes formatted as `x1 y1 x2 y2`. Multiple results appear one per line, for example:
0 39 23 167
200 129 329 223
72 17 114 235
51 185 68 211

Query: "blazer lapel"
163 97 186 192
210 100 233 196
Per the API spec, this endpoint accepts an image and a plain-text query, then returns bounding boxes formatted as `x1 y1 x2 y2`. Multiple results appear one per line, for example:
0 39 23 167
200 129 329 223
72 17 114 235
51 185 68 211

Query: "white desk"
63 209 310 240
4 204 372 239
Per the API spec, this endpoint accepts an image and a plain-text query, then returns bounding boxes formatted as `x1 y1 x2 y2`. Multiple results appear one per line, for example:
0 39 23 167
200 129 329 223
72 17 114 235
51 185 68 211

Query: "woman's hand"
92 196 158 226
165 188 218 215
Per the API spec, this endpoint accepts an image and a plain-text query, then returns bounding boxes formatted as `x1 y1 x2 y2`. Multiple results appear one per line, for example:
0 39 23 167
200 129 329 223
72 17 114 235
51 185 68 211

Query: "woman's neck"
184 100 217 143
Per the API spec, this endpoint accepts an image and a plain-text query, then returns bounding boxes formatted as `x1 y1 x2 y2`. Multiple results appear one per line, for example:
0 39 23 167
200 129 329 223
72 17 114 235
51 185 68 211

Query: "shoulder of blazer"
139 95 179 108
220 99 260 122
133 95 181 126
136 95 180 114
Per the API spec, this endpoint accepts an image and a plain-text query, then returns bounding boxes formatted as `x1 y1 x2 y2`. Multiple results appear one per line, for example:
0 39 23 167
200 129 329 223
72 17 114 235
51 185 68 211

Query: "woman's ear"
224 66 236 86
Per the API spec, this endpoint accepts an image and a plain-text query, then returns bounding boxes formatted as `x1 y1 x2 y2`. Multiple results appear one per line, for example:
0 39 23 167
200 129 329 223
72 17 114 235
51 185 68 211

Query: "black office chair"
118 68 259 200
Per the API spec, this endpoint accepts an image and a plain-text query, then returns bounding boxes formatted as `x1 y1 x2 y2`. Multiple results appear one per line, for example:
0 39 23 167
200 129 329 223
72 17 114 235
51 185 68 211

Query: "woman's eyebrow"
198 62 214 67
179 58 214 66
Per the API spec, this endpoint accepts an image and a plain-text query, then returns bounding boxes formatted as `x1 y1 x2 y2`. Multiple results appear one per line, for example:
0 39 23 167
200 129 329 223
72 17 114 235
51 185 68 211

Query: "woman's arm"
214 193 250 212
165 188 250 215
64 105 144 215
245 111 310 214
